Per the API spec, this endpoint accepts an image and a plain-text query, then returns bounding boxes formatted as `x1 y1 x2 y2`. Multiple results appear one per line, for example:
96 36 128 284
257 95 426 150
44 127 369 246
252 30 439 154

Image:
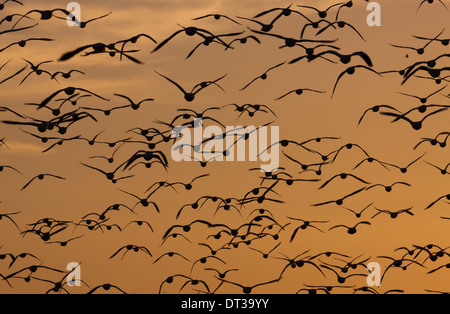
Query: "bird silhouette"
21 174 66 191
332 66 382 97
329 222 371 235
193 14 241 25
217 277 280 294
109 245 152 260
426 194 450 210
372 207 414 219
155 71 226 102
240 62 285 91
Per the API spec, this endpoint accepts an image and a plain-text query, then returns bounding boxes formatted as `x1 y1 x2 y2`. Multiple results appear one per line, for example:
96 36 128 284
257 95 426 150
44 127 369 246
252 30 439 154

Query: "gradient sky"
0 0 449 294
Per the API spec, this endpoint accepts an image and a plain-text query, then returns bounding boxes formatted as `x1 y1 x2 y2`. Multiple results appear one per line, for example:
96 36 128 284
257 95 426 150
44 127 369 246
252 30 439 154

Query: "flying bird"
21 174 66 191
332 66 382 97
192 14 241 25
155 71 226 102
297 3 345 18
240 62 285 91
328 222 372 235
312 188 366 207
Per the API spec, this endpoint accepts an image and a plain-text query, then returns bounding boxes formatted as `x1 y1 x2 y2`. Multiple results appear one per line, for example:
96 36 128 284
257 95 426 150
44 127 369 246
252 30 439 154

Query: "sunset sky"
0 0 449 294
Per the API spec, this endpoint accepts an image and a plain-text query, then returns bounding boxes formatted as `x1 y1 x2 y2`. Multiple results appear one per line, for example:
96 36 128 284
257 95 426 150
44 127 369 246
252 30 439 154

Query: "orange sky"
0 0 449 294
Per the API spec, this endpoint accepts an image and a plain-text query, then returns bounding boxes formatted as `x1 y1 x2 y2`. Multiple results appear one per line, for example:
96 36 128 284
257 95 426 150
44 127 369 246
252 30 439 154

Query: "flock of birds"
0 0 450 294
